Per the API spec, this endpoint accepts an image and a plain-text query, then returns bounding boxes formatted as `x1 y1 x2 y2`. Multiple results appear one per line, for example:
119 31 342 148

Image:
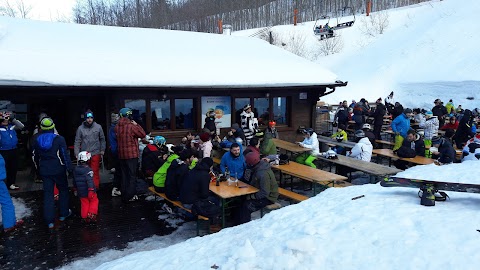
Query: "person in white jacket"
419 111 439 141
296 128 320 168
347 130 373 162
336 130 373 177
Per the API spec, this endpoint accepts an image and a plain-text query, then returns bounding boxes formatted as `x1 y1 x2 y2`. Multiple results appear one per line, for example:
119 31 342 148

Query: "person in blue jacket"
220 143 246 180
0 154 23 233
108 113 122 197
32 117 73 229
391 108 413 152
0 111 25 190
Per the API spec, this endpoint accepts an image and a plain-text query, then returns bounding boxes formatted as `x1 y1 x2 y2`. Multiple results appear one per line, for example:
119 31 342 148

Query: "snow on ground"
0 197 32 226
235 0 480 110
80 162 480 270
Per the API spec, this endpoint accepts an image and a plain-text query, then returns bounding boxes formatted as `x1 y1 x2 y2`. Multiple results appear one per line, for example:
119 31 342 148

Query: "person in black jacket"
73 151 99 224
454 109 475 149
142 136 168 178
179 157 213 206
32 118 72 229
353 98 370 130
165 149 196 201
432 99 448 128
204 110 217 136
334 100 349 128
431 136 456 165
388 102 404 120
372 98 386 140
394 130 425 170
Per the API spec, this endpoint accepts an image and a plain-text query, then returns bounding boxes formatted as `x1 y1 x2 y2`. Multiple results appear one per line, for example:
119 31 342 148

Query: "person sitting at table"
296 128 320 168
265 121 279 139
361 123 376 148
394 130 425 170
391 108 413 153
413 108 426 126
336 130 373 177
235 151 279 225
440 116 459 131
220 143 246 180
244 137 261 156
330 124 348 155
179 157 214 207
199 132 213 158
430 136 456 165
261 131 277 157
165 149 197 201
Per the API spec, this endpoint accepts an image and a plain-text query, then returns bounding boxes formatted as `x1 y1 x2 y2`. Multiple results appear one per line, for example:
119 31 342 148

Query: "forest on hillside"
73 0 429 32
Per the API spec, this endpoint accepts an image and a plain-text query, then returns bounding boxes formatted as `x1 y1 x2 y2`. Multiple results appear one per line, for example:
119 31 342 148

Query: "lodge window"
253 97 269 126
151 99 171 130
125 99 147 129
273 97 288 125
175 99 194 129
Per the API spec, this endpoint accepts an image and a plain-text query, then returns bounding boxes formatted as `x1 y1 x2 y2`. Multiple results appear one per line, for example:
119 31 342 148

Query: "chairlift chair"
313 15 335 40
332 6 356 30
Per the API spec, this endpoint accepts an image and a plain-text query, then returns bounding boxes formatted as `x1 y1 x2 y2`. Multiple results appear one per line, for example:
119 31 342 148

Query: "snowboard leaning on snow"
380 177 480 194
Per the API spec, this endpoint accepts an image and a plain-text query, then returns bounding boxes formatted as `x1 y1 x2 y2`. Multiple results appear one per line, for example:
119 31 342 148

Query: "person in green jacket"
330 124 348 155
260 132 277 156
153 146 182 193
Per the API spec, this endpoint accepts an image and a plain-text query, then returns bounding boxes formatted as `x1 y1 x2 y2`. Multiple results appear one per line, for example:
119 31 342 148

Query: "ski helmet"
362 123 371 130
78 151 92 162
153 136 166 145
268 121 276 128
354 130 365 138
40 117 55 131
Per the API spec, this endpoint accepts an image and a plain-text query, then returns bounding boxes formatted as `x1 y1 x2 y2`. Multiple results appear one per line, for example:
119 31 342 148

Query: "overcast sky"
7 0 77 21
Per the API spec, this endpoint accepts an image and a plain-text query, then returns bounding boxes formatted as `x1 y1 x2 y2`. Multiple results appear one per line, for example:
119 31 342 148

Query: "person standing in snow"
0 154 23 233
0 111 24 190
74 110 106 189
32 117 73 229
353 98 370 130
432 99 448 128
419 111 439 156
73 151 99 224
445 99 455 115
296 128 320 168
391 108 413 152
372 98 386 140
115 108 146 203
240 104 257 144
454 109 476 149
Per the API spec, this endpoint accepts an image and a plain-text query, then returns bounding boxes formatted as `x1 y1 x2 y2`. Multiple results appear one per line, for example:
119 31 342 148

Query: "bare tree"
15 0 31 18
0 0 31 18
317 34 344 56
359 9 390 37
0 0 17 17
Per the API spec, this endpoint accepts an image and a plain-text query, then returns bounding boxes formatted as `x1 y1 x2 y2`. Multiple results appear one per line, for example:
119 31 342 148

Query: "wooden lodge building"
0 16 346 165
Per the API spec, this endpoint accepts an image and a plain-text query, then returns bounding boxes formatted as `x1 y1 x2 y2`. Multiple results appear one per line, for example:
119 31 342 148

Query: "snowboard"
380 177 480 194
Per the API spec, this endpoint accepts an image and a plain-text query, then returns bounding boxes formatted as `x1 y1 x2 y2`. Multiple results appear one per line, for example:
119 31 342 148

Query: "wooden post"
294 9 298 26
218 19 223 34
269 31 273 44
367 1 371 16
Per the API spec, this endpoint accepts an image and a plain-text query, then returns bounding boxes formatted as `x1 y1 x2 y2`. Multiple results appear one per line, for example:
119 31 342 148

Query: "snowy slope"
0 16 338 87
69 161 480 270
235 0 480 109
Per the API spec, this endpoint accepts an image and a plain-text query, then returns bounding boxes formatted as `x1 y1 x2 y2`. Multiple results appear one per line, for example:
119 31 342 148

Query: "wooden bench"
278 187 308 202
148 187 210 236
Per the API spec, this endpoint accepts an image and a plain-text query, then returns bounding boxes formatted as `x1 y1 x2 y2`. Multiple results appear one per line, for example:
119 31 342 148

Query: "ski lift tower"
222 24 233 35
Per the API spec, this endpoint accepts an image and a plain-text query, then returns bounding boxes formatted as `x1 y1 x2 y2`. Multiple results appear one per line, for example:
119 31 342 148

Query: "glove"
88 190 96 200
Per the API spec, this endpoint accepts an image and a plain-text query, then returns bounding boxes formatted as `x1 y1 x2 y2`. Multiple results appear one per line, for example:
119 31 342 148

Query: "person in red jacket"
115 108 146 203
440 116 459 131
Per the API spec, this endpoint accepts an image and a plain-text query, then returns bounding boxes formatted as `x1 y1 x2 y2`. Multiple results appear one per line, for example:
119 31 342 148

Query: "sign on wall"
201 96 231 131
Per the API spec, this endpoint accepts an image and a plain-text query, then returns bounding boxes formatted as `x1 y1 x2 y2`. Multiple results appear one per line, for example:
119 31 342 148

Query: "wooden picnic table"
272 138 310 154
209 180 258 228
317 154 402 180
373 149 435 166
317 135 356 149
271 161 349 194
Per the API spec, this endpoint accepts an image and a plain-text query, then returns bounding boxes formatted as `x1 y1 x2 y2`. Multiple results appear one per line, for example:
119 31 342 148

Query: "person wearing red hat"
199 132 212 158
265 121 279 139
235 151 279 225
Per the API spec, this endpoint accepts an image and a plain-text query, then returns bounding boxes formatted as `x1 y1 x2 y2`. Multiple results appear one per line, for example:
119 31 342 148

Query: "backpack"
279 154 290 165
191 199 220 219
396 146 416 158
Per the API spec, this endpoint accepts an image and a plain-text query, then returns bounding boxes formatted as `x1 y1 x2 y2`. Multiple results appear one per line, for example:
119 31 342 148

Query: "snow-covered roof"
0 16 342 88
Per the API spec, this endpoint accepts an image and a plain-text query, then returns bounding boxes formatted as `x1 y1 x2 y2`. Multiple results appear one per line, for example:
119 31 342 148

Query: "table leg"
221 198 226 228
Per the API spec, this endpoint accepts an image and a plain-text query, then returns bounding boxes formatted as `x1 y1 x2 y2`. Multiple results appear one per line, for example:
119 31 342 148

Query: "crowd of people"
332 92 480 171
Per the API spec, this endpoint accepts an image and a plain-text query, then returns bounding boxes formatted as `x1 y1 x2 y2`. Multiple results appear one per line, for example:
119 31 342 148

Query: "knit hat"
40 117 55 130
403 108 412 114
431 136 442 145
201 157 214 168
119 108 132 118
199 132 210 142
245 151 260 167
111 113 120 124
243 104 252 111
231 123 240 130
85 110 94 119
425 111 433 118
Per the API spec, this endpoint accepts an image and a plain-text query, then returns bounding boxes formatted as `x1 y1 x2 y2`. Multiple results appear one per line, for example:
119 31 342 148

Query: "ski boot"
420 184 435 206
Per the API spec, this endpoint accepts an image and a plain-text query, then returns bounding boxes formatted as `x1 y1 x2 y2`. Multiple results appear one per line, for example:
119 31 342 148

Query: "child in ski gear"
296 128 319 168
330 124 348 155
0 154 23 233
73 151 99 223
0 111 24 190
32 117 72 228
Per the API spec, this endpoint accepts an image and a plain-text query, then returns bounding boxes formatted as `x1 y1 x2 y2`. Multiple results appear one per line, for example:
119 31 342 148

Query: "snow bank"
90 162 480 270
0 197 32 226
